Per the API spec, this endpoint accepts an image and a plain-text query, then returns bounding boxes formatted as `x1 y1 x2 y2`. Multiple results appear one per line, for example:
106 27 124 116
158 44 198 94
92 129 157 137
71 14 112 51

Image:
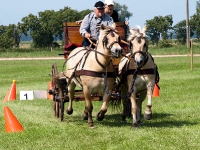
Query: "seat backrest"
63 22 127 47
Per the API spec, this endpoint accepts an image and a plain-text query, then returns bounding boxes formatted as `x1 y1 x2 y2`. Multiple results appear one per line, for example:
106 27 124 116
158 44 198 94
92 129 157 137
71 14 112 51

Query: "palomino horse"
65 24 122 128
119 26 159 128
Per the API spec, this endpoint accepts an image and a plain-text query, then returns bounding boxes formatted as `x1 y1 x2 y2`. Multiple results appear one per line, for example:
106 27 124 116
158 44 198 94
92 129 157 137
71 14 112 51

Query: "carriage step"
55 96 69 103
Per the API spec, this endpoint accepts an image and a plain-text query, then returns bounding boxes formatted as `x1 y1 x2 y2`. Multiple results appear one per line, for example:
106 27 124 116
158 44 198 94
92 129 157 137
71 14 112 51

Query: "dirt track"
0 54 200 61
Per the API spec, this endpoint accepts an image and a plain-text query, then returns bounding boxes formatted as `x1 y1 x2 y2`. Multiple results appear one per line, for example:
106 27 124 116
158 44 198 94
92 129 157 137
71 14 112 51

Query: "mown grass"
0 54 200 149
0 43 200 58
0 48 63 58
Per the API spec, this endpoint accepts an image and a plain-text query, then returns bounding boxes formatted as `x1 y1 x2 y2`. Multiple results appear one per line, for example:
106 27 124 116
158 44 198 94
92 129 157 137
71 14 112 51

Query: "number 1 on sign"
20 91 34 100
24 93 28 100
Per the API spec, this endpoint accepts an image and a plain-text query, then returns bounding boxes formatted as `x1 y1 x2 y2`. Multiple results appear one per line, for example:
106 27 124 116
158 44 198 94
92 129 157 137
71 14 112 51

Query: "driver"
79 1 114 47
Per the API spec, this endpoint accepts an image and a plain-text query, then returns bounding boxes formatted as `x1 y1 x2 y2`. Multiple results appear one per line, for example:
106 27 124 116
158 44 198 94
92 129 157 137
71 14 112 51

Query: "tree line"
0 1 200 49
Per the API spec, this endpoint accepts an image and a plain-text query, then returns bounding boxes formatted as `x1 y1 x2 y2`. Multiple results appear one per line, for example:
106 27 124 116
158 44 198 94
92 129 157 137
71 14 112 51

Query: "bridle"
129 36 149 68
102 29 121 52
95 27 121 69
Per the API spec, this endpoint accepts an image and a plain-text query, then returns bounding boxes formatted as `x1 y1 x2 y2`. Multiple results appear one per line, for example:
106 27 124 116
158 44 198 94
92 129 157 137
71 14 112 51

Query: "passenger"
104 0 119 22
104 0 128 25
79 1 114 47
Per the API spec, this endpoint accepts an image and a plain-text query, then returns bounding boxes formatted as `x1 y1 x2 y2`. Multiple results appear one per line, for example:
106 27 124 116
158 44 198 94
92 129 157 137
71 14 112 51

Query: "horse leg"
144 86 153 120
130 93 138 128
121 97 128 123
83 88 94 128
82 106 88 120
136 91 147 125
66 82 76 115
121 86 129 123
96 94 110 121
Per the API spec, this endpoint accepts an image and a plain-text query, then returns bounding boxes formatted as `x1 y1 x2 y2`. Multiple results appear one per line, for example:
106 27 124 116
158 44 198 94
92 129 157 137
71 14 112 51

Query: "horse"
118 26 159 128
65 24 122 128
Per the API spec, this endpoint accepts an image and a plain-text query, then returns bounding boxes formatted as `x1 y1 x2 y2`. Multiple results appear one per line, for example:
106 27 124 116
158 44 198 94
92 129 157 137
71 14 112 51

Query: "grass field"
0 55 200 149
0 43 200 58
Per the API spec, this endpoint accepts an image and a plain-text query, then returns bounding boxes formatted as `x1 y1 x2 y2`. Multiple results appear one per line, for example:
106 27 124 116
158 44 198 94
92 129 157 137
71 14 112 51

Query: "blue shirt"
79 12 114 40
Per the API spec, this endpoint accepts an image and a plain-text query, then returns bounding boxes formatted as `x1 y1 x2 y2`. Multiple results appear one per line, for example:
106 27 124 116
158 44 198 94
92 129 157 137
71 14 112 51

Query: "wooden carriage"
63 22 129 58
49 22 129 121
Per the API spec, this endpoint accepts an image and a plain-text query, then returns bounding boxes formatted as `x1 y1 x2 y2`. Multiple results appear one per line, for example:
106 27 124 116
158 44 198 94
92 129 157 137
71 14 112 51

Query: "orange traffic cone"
3 80 16 102
152 83 160 97
47 81 53 100
4 106 24 133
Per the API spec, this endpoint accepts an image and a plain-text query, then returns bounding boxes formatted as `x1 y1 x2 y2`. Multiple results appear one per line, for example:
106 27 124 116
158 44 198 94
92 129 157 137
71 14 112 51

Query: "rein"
64 28 122 96
94 29 120 69
127 69 138 98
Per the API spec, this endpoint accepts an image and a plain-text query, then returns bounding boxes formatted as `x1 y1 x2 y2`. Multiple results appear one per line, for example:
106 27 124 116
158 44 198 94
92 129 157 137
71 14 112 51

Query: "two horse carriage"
49 22 159 128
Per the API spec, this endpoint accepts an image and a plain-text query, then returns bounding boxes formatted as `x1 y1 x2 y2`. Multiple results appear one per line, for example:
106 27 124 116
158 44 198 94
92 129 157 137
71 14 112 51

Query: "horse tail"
108 94 122 112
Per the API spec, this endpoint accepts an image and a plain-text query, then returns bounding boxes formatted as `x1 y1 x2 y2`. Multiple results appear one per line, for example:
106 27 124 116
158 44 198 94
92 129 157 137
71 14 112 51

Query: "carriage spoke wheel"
51 62 59 118
58 88 65 121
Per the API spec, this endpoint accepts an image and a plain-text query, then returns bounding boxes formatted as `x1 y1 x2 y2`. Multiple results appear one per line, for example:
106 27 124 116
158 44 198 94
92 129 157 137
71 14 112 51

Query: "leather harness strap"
75 69 115 78
126 68 156 76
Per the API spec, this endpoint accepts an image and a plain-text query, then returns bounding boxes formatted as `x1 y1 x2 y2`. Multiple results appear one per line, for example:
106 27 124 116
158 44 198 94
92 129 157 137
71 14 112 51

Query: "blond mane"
127 26 146 41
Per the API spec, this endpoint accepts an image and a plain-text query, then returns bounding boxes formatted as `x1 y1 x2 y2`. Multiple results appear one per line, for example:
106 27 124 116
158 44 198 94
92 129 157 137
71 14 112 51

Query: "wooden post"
190 39 193 70
186 0 190 48
63 22 68 47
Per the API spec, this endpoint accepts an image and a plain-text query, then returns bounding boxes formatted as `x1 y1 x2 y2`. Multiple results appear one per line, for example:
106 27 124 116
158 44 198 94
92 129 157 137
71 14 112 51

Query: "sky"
0 0 197 28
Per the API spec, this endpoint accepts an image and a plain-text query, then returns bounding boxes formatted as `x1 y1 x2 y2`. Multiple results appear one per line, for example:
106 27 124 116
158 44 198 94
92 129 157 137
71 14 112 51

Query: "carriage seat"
63 43 82 59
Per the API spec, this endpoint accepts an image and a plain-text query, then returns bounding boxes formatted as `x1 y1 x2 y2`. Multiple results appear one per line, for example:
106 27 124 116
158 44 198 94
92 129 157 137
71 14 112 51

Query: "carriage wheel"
51 62 59 117
59 96 64 121
55 100 60 118
58 85 65 121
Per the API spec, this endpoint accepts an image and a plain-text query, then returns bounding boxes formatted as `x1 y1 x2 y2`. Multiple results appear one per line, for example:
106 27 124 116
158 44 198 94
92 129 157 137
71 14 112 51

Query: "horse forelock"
127 27 146 42
99 26 119 39
101 27 118 34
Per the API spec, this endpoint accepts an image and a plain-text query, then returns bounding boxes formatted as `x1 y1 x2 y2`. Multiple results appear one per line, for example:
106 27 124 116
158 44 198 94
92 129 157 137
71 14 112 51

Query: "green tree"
146 15 173 46
20 7 80 47
14 23 23 47
173 20 194 44
0 24 21 49
2 3 132 48
78 9 93 21
190 0 200 39
114 2 132 21
21 11 56 47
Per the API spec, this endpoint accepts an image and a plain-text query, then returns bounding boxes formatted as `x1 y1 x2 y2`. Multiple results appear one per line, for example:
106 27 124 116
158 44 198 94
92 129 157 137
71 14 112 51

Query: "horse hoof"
132 123 138 129
89 126 95 129
66 108 73 115
96 112 104 121
121 116 127 123
144 113 152 120
82 113 88 120
137 120 143 125
88 122 94 128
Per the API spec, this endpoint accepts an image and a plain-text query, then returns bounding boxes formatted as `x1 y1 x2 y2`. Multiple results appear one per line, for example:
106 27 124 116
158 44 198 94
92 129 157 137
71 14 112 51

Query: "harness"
64 27 121 96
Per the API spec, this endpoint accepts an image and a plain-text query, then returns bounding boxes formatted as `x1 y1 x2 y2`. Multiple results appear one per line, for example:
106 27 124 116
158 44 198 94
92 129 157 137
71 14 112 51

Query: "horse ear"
142 26 147 33
111 23 116 29
100 24 106 30
142 26 147 37
129 28 137 35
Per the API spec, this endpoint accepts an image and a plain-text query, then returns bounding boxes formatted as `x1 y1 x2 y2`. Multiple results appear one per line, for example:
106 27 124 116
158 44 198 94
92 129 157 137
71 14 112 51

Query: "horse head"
128 26 148 68
97 24 122 58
